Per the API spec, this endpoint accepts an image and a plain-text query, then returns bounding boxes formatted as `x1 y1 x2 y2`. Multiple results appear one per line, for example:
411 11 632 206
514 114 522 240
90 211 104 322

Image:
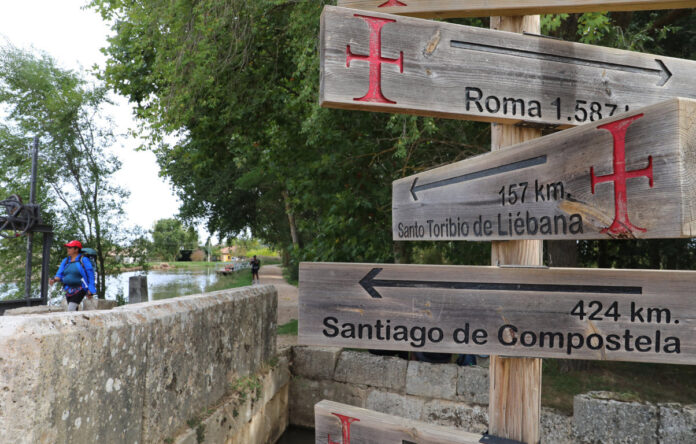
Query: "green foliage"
0 46 129 298
151 218 198 261
277 319 298 336
115 288 127 306
89 1 696 274
89 0 491 273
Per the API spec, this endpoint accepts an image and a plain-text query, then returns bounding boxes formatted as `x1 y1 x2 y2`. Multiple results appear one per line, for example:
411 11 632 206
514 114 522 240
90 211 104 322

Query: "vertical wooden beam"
488 14 543 444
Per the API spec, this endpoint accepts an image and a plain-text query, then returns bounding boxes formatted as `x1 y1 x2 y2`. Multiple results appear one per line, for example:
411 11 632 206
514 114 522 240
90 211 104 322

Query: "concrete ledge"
0 285 277 444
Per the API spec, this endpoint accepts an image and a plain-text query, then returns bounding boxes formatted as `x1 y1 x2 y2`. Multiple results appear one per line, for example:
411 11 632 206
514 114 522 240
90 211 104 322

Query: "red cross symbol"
379 0 407 6
327 413 359 444
346 14 404 104
590 113 653 235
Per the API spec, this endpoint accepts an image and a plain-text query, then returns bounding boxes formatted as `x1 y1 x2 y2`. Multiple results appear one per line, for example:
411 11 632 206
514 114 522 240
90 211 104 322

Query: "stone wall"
0 285 278 444
289 347 696 444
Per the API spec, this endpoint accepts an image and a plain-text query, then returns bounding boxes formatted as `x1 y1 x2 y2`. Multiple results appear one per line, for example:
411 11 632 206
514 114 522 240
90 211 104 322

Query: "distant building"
219 246 240 262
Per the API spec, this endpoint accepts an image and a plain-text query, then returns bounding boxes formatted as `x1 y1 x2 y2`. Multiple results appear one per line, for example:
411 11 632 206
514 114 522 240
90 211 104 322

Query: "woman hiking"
49 240 96 311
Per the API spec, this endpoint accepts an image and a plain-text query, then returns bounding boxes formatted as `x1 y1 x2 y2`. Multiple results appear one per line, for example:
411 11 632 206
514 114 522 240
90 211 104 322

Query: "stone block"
365 389 426 421
334 350 408 391
128 275 148 303
541 407 573 444
573 391 658 444
422 399 488 433
457 365 489 405
4 305 64 315
292 346 342 380
658 403 696 444
289 377 367 428
406 361 457 400
82 298 117 311
173 359 290 444
139 286 277 443
0 285 277 444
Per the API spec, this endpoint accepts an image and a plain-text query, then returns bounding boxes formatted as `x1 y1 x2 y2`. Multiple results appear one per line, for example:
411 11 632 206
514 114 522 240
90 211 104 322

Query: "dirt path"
259 264 298 326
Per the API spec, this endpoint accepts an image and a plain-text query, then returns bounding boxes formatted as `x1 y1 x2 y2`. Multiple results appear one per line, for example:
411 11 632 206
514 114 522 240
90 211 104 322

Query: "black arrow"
450 40 672 87
359 268 642 299
410 155 546 201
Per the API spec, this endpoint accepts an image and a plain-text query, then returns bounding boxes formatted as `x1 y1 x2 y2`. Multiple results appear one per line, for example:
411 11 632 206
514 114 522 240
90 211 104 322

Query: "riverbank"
116 257 282 273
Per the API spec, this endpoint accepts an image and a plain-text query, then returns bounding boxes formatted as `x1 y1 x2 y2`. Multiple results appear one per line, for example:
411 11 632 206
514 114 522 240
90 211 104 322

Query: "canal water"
102 266 226 301
277 426 314 443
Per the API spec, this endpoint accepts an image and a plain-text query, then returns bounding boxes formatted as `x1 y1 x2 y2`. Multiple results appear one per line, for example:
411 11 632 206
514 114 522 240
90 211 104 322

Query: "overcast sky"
0 0 187 236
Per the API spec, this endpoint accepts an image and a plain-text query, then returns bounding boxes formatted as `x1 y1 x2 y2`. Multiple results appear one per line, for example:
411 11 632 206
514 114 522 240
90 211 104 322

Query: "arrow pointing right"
450 40 673 87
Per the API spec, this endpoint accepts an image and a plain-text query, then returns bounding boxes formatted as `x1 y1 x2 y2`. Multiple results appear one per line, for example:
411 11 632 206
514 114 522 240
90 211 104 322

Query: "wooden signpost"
320 6 696 127
310 3 696 444
392 98 696 241
337 0 696 18
315 400 483 444
299 262 695 364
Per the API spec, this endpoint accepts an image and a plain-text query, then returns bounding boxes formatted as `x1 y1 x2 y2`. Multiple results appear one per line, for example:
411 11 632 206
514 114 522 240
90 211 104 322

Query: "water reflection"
104 266 225 301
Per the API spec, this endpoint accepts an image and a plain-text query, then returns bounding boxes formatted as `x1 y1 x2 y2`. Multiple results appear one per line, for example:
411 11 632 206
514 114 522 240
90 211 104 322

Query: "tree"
0 45 129 298
151 218 198 261
89 0 491 277
89 1 696 281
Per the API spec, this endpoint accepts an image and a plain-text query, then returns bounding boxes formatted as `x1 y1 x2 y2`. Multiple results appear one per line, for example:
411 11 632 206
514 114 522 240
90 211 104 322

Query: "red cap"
64 240 82 249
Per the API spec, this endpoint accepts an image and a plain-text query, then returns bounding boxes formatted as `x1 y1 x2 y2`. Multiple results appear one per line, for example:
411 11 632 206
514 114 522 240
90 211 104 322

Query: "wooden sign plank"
392 98 696 241
299 262 696 365
336 0 696 19
320 6 696 127
315 400 484 443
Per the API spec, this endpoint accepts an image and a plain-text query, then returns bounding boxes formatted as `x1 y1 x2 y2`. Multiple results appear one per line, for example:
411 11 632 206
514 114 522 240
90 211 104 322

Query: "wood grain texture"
393 98 696 241
315 400 482 443
320 6 696 126
337 0 696 18
488 13 542 440
298 262 696 365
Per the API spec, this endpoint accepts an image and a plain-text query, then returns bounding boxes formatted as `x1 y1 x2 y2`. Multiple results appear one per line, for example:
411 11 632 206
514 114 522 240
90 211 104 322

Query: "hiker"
49 240 97 311
250 255 261 284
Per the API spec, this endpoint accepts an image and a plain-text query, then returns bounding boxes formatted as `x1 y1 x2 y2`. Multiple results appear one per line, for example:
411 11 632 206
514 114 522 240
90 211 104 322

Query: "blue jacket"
55 254 97 294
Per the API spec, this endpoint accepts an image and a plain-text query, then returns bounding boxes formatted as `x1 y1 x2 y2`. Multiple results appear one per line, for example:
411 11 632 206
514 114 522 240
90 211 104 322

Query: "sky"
0 0 186 237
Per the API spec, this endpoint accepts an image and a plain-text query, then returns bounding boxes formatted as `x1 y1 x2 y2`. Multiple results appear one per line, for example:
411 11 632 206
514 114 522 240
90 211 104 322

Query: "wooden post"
488 14 543 444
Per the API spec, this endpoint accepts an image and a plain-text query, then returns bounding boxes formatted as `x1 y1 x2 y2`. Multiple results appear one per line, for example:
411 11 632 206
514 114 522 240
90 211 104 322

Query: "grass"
277 319 298 336
204 269 252 292
542 359 696 414
148 261 218 269
282 266 298 287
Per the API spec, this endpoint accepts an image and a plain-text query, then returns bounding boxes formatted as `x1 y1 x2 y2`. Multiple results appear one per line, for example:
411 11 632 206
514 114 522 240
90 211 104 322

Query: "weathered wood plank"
320 6 696 126
487 14 543 441
315 400 483 444
392 98 696 241
299 262 696 365
337 0 696 19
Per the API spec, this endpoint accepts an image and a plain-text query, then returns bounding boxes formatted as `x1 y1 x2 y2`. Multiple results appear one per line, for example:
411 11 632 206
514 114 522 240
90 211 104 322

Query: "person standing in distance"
250 255 261 285
49 240 97 311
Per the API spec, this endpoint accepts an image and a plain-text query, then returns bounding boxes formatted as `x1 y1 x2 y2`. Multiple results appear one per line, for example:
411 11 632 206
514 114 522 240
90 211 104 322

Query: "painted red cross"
346 14 403 104
379 0 407 6
327 413 359 444
590 113 653 235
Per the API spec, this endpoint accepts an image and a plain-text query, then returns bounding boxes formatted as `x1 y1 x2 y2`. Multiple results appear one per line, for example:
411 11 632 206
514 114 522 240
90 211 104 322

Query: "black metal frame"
0 225 53 315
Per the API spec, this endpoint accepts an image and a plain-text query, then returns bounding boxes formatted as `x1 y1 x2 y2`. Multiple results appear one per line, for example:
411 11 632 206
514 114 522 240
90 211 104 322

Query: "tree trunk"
282 190 301 249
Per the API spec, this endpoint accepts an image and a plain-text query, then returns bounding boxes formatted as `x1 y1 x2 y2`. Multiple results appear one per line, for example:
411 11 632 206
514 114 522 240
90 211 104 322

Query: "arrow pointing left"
409 155 546 201
359 267 642 299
